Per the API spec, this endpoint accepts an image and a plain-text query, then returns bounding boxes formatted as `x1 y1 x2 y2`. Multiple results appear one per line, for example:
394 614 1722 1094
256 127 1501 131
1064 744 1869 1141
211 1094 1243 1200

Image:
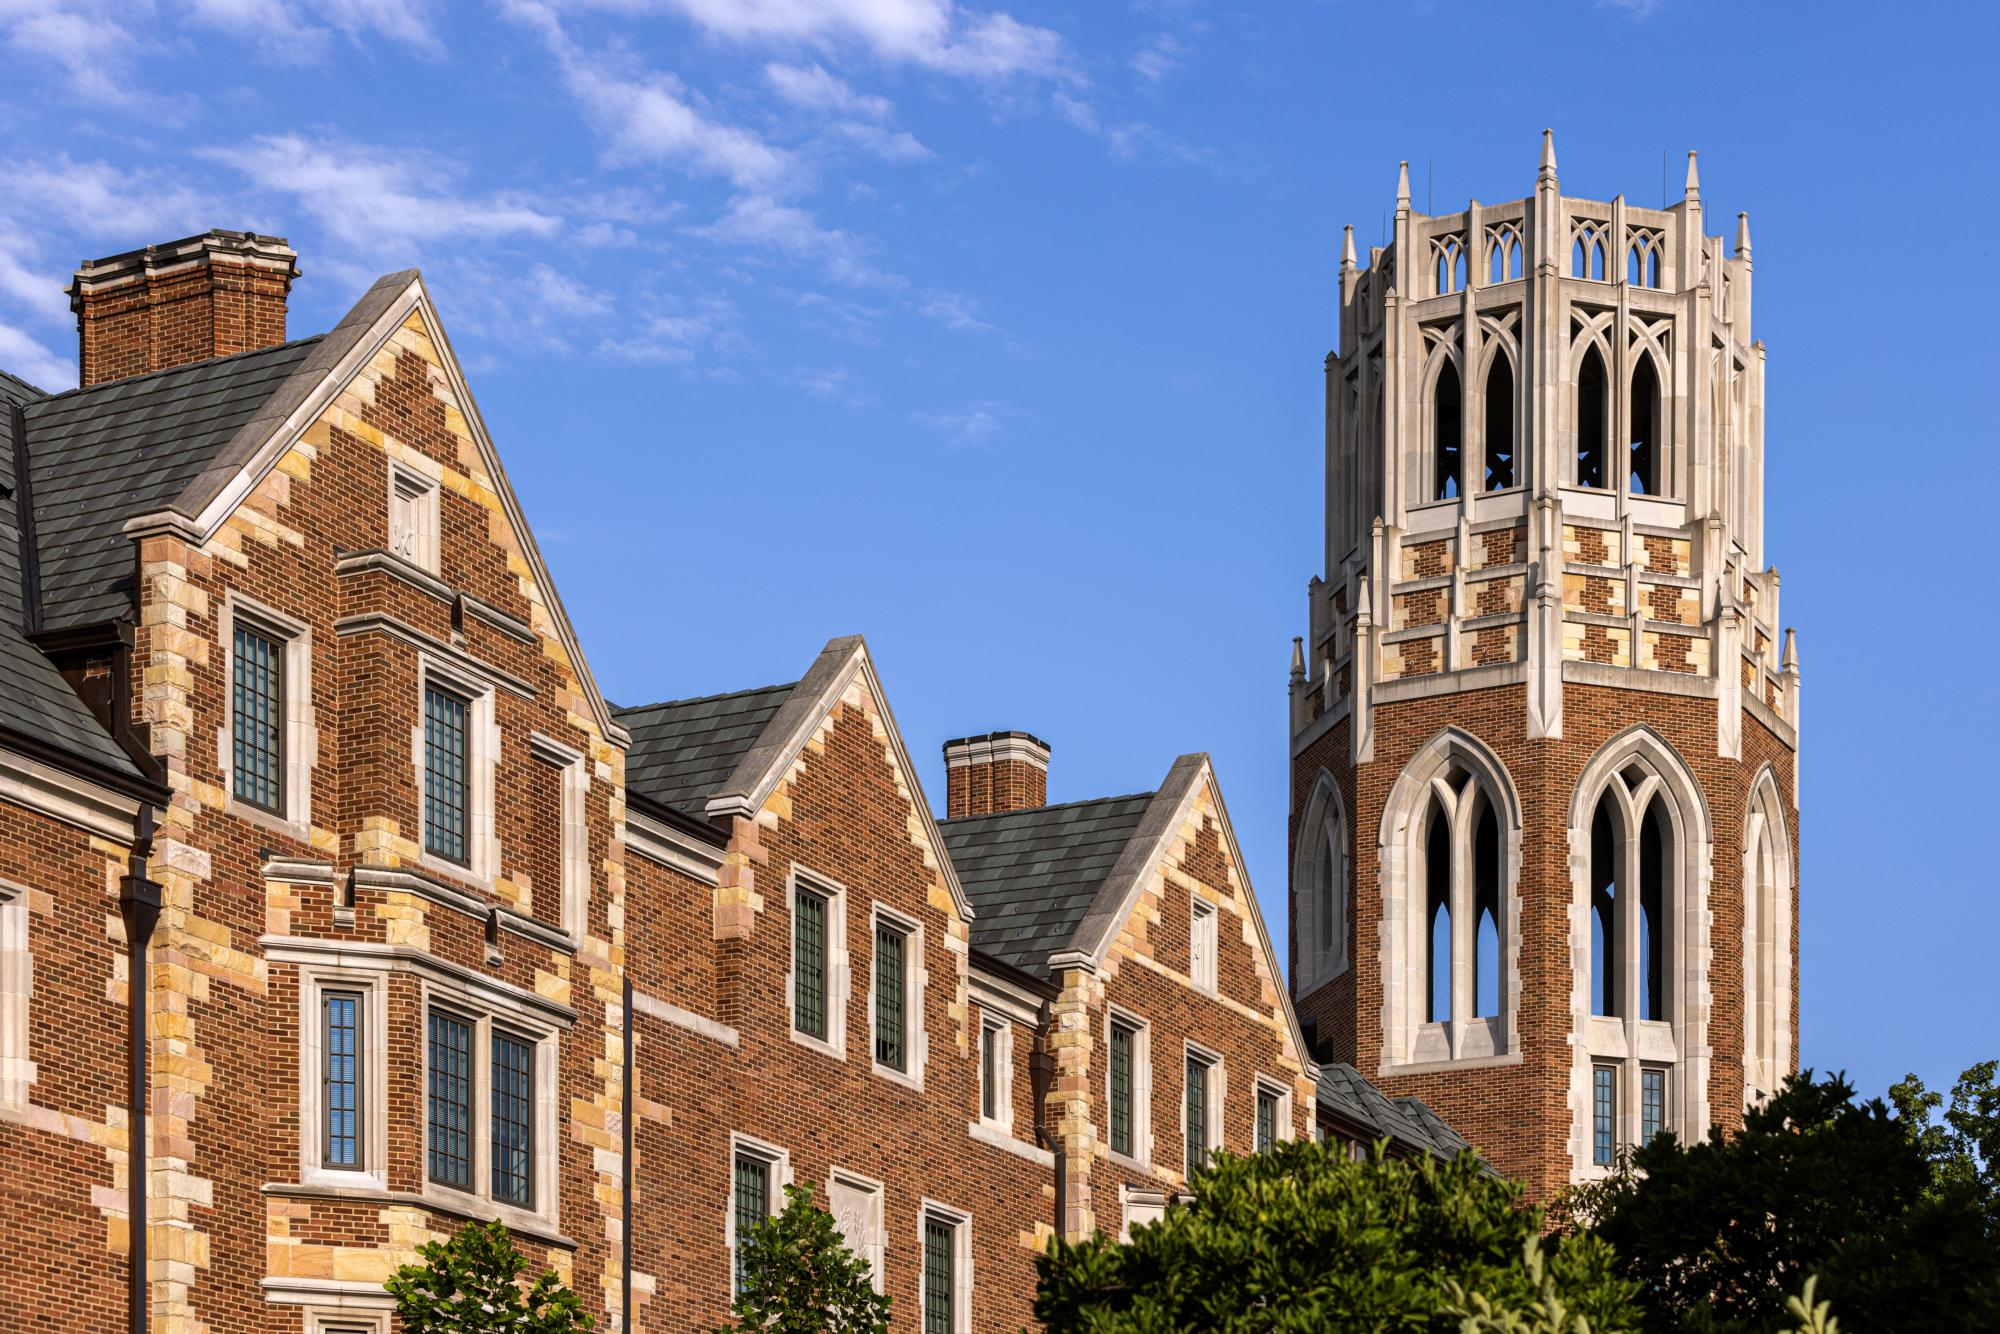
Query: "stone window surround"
1180 1039 1225 1177
1565 725 1712 1182
1376 728 1524 1072
387 457 441 575
218 592 316 843
528 733 591 945
417 975 563 1233
1103 1005 1153 1170
726 1133 793 1276
1292 770 1350 995
826 1166 886 1294
1252 1074 1295 1147
976 1012 1014 1134
1187 892 1218 996
785 866 851 1061
917 1198 975 1334
867 902 926 1091
1741 768 1794 1106
0 880 29 1110
1119 1183 1171 1243
296 964 391 1190
413 655 499 889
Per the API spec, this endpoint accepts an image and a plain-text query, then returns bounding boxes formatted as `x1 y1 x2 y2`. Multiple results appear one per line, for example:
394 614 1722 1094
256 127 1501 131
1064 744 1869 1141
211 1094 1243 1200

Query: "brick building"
1288 134 1800 1201
0 227 1463 1334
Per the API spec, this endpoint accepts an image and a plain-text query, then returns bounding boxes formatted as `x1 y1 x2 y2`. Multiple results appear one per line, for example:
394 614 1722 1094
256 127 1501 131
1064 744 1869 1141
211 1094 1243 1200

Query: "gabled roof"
938 792 1155 974
617 683 798 822
1 374 142 776
1316 1062 1473 1161
20 337 323 631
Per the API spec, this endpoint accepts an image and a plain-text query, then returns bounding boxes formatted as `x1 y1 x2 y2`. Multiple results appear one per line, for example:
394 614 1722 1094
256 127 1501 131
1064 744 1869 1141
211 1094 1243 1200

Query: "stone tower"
1287 133 1799 1198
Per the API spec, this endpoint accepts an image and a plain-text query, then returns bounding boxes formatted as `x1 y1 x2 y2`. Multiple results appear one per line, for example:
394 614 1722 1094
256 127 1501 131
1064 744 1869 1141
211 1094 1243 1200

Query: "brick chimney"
943 731 1051 818
68 230 300 387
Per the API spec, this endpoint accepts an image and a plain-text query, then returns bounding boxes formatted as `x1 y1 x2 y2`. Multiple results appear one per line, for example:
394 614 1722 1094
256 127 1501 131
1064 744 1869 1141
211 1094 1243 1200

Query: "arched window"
1434 238 1465 295
1576 344 1608 489
1433 358 1462 501
1484 354 1515 491
1590 802 1618 1017
1630 353 1662 495
1425 807 1451 1023
1473 803 1499 1019
1572 224 1606 280
1487 226 1522 284
1742 775 1794 1105
1293 775 1349 990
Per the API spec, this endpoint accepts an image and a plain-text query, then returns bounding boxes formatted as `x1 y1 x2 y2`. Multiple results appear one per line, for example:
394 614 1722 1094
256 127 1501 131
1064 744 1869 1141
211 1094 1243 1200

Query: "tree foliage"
385 1218 594 1334
717 1183 893 1334
1889 1058 1999 1205
1563 1068 2000 1334
1034 1139 1636 1333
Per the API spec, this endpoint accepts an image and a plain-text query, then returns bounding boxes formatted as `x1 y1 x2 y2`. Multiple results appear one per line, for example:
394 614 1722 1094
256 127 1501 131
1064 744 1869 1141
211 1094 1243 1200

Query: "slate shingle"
938 793 1156 975
1316 1061 1470 1161
617 683 798 821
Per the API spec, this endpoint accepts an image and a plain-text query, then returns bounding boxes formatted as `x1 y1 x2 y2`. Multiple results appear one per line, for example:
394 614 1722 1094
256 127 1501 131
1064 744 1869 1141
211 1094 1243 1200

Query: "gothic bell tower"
1286 133 1799 1197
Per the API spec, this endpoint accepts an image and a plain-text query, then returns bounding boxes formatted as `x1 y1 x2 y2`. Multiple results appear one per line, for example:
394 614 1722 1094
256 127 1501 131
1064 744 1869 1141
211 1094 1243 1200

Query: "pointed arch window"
1572 224 1606 280
1433 237 1466 295
1487 225 1522 284
1629 353 1662 495
1576 344 1608 489
1472 803 1500 1019
1627 232 1663 288
1483 354 1515 491
1293 777 1349 989
1433 358 1462 501
1743 778 1794 1104
1425 808 1451 1023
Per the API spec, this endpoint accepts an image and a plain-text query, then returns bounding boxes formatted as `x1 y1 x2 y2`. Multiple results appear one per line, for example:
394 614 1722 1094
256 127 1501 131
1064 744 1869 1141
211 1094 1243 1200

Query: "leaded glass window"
923 1215 956 1334
1255 1087 1277 1154
491 1030 534 1206
874 920 907 1072
322 991 360 1168
423 685 470 865
980 1023 1000 1121
1185 1055 1211 1179
733 1152 771 1292
794 889 827 1040
1641 1067 1666 1145
1593 1065 1617 1166
232 624 283 812
427 1011 472 1189
1109 1020 1135 1158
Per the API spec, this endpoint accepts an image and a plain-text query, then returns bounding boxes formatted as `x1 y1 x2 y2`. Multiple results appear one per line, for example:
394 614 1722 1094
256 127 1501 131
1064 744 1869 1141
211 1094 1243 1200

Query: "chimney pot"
68 229 299 387
943 731 1051 818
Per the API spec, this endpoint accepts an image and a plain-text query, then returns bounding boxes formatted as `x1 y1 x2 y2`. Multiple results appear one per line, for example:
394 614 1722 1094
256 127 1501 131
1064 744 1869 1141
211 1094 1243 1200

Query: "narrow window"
322 990 361 1169
874 918 908 1072
427 1010 473 1190
1576 345 1608 488
1508 235 1522 280
980 1022 1001 1122
793 889 828 1041
1433 358 1462 501
1317 814 1340 956
1630 353 1661 495
232 623 284 813
490 1030 534 1207
1483 355 1515 491
422 684 470 865
1473 803 1500 1020
1184 1054 1211 1178
733 1152 771 1291
1641 1067 1666 1144
1189 897 1217 992
1108 1019 1136 1158
1640 803 1666 1023
922 1215 957 1334
1590 801 1619 1018
1593 1065 1617 1165
1255 1087 1278 1153
1425 807 1451 1023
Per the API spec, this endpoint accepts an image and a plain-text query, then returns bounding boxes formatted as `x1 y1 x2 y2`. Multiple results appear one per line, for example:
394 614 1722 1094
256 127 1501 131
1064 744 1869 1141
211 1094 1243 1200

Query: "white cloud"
697 194 899 289
765 61 891 119
0 319 74 390
596 295 739 364
912 401 1003 445
1130 32 1185 83
200 135 562 249
827 121 932 163
0 0 158 107
917 290 990 334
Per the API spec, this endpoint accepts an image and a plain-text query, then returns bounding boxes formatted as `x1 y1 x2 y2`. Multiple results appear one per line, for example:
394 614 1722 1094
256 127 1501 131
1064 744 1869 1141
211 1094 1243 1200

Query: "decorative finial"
1781 627 1799 672
1290 637 1307 683
1341 224 1357 270
1354 574 1373 626
1736 211 1752 258
1539 128 1557 184
1684 150 1700 201
1396 160 1411 209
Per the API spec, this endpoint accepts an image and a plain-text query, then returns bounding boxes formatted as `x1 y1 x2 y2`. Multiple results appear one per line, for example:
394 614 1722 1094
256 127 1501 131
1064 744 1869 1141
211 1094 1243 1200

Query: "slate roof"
938 792 1157 974
21 337 324 631
1317 1062 1472 1161
617 684 799 821
0 375 141 775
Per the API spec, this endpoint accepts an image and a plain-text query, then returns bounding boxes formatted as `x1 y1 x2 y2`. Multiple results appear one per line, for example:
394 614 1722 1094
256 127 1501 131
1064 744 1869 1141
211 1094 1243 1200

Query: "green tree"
385 1218 594 1333
1034 1138 1636 1333
1566 1069 2000 1334
718 1183 893 1334
1889 1059 1999 1204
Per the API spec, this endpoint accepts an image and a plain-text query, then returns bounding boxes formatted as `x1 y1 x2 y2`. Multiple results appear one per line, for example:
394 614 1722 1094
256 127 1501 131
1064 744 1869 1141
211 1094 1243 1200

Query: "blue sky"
2 0 1992 1104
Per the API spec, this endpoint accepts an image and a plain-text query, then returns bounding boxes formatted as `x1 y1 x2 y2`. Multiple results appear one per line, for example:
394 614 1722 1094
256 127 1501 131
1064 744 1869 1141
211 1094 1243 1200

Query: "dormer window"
389 464 440 573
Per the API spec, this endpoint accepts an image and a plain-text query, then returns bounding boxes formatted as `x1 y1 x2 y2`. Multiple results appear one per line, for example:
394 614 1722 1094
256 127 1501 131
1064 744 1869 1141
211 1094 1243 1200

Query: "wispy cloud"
0 318 72 390
697 194 900 289
181 0 445 63
912 400 1005 445
1053 93 1215 168
632 0 1069 80
917 290 992 334
1130 32 1186 83
765 62 892 119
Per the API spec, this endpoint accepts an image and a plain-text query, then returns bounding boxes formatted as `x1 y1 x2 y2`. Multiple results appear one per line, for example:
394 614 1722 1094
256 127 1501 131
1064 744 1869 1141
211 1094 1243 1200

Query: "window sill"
299 1166 386 1193
1103 1148 1153 1176
227 796 314 848
871 1060 924 1093
788 1029 847 1062
263 1180 571 1248
967 1119 1052 1167
418 852 496 898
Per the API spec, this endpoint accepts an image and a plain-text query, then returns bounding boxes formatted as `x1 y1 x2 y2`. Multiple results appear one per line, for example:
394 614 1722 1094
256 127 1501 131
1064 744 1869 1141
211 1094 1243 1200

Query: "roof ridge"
615 680 799 715
938 789 1157 825
0 367 48 401
30 333 326 403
